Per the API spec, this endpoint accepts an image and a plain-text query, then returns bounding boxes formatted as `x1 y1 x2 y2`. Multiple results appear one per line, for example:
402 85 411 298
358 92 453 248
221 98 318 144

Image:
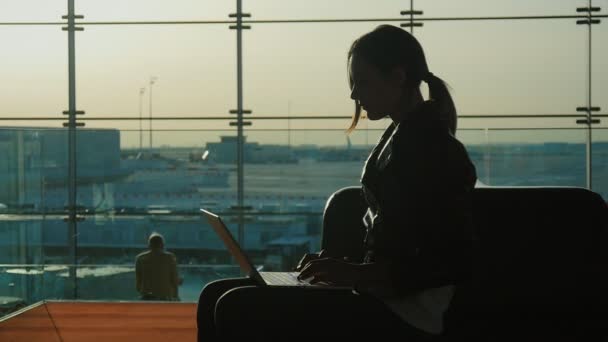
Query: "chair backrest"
462 187 608 339
321 186 367 261
322 186 608 339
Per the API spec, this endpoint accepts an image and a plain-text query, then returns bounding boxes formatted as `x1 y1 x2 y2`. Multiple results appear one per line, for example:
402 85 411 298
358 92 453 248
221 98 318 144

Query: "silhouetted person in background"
197 24 477 340
135 232 181 301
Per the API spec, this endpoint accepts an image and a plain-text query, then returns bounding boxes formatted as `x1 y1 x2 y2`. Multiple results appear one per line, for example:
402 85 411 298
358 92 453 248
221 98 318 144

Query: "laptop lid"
200 209 266 285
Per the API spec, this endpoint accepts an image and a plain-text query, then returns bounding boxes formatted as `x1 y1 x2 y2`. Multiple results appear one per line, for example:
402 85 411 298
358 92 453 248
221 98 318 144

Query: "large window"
0 1 606 314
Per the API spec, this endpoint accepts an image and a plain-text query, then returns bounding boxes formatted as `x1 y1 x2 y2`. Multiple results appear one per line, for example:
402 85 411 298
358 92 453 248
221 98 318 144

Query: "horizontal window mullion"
2 14 605 26
0 114 597 121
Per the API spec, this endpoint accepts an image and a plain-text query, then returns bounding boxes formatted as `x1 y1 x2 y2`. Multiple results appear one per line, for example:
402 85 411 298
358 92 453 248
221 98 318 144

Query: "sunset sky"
0 0 606 147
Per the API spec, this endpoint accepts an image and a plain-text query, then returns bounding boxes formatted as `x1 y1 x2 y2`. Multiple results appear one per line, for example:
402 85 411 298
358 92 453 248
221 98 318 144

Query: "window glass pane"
75 23 237 292
71 127 238 300
244 20 587 132
416 19 587 116
0 129 68 308
77 26 234 119
244 23 384 128
457 117 588 130
0 216 63 318
420 0 588 17
242 129 374 191
245 0 409 20
76 0 231 21
592 129 608 202
68 216 239 301
592 5 607 116
68 263 240 302
591 5 607 201
73 128 236 213
75 23 236 217
457 129 588 187
0 1 64 21
0 128 67 212
240 129 378 271
0 27 67 117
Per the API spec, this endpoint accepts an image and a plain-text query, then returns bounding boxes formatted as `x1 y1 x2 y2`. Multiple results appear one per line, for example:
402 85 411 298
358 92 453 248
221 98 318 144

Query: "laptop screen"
200 209 264 283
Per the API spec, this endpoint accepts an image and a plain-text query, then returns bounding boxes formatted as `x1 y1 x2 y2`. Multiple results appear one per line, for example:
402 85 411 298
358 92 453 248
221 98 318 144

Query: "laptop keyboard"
260 272 310 286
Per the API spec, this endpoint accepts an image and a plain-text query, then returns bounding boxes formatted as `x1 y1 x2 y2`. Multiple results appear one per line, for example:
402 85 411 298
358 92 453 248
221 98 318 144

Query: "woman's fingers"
297 258 334 281
297 258 322 280
294 253 319 271
308 273 329 284
297 262 313 279
298 258 357 286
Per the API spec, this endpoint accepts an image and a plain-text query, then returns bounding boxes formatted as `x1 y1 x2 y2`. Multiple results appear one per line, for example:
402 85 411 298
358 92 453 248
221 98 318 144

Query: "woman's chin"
365 111 385 121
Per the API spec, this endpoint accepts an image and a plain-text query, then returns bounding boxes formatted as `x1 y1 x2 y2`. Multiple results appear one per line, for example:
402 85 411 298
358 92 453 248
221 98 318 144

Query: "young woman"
197 24 477 341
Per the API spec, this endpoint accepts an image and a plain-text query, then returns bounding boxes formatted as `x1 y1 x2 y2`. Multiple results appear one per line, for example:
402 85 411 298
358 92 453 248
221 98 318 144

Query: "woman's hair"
347 25 457 134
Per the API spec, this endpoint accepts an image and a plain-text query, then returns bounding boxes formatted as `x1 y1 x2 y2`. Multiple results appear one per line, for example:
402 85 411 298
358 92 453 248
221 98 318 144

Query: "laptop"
201 208 325 287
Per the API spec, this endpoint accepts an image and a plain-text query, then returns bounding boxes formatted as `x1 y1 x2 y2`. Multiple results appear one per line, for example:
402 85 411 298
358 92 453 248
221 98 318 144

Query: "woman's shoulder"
392 102 472 160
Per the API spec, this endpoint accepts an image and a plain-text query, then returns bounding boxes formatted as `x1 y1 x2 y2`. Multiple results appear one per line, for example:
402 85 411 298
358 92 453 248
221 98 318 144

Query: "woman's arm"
297 257 397 296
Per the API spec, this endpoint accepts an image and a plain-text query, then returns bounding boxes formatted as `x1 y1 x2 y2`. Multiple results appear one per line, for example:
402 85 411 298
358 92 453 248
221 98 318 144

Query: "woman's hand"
297 257 360 286
299 258 396 295
294 250 326 271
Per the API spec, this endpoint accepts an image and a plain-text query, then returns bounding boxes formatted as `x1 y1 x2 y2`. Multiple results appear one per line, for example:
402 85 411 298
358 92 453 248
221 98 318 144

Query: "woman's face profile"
349 54 403 121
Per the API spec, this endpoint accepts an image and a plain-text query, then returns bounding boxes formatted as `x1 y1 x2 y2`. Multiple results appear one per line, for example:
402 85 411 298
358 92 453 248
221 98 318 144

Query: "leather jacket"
361 101 477 296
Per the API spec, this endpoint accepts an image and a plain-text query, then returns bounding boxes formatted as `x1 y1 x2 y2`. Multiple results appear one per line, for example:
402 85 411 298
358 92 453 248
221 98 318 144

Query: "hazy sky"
0 0 606 147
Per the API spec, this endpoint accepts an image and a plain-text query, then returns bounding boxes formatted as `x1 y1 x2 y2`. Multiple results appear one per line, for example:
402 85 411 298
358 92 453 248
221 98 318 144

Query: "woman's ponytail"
425 73 457 135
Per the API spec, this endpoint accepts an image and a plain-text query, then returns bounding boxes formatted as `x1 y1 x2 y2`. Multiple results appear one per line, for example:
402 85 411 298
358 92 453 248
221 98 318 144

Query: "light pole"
139 87 146 152
149 76 158 150
287 100 291 149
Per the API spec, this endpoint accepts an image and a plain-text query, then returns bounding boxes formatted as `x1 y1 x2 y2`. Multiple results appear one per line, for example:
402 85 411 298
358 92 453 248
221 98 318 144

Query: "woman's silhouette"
197 24 477 341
